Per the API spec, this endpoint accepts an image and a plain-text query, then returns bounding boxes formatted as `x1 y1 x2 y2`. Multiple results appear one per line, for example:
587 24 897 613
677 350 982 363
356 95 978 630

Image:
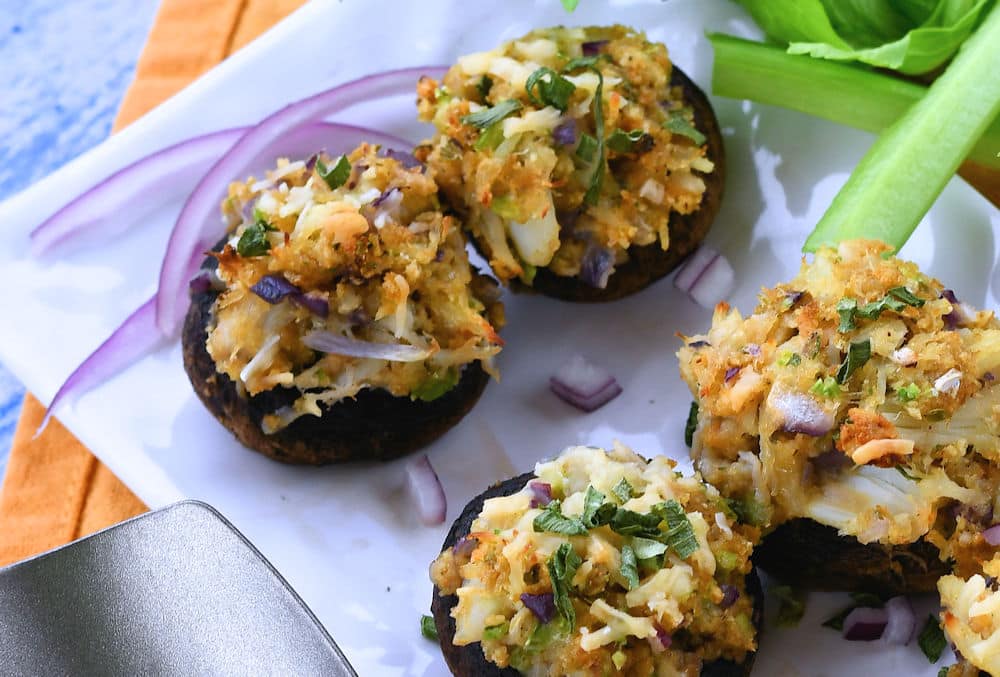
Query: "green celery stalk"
803 4 1000 252
709 33 1000 169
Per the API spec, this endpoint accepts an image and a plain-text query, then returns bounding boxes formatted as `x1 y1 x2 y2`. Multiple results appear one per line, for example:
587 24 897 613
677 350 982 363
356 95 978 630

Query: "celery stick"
709 33 1000 169
802 5 1000 252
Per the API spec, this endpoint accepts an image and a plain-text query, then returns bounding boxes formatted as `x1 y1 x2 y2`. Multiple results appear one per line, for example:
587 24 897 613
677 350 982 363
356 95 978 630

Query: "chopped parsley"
420 614 438 640
895 465 920 481
630 536 668 560
563 56 605 205
620 544 639 590
655 500 699 559
684 401 699 447
411 368 460 402
810 376 841 399
575 133 598 162
525 67 577 111
611 477 635 503
836 339 871 384
236 218 274 257
533 500 587 535
836 287 925 331
772 585 807 627
461 99 523 129
581 486 616 528
315 155 351 190
663 110 706 145
476 74 493 101
547 543 582 628
897 382 922 402
918 614 947 662
778 351 802 367
606 128 654 154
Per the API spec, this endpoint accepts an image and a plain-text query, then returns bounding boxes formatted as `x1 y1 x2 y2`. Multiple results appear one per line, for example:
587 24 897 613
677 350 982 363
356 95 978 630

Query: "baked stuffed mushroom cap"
429 444 762 676
938 555 1000 676
182 143 504 464
677 239 1000 592
416 25 724 302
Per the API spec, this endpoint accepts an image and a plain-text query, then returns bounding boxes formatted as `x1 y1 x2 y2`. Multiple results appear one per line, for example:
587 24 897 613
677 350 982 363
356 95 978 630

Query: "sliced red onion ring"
772 390 835 437
582 40 608 56
381 148 421 169
520 593 556 623
528 481 553 508
155 66 443 335
292 292 329 318
250 274 301 303
302 330 432 362
405 454 447 527
39 296 163 433
983 524 1000 545
29 127 247 257
842 606 889 641
674 245 735 309
881 596 916 646
550 354 623 412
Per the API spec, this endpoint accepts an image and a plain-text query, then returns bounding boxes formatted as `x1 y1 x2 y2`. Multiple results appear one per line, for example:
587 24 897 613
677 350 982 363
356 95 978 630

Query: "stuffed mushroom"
939 554 1000 676
182 143 504 464
429 444 762 676
416 25 724 302
677 239 1000 593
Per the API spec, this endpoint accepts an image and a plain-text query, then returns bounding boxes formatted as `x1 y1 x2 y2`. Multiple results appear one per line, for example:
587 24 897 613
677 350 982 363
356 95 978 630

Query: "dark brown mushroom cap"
431 472 762 676
181 252 491 465
507 64 725 303
754 517 951 595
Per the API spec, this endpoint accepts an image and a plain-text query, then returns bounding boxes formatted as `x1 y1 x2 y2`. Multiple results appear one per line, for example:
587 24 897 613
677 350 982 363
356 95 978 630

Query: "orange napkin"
0 0 304 567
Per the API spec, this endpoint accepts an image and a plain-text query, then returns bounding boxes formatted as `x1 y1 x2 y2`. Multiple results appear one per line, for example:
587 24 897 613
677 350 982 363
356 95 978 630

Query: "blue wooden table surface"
0 0 160 472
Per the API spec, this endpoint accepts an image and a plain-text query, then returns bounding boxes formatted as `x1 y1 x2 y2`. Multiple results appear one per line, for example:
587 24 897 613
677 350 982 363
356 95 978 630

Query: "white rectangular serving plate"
1 1 998 674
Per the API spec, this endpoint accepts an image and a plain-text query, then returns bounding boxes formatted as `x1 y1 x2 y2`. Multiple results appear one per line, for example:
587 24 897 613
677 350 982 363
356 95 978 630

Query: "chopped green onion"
837 339 871 384
727 496 770 526
461 99 523 129
611 477 635 503
895 465 919 481
772 585 808 627
420 614 438 640
811 376 841 399
525 67 576 112
888 286 925 307
476 75 493 101
612 649 627 670
897 383 922 402
411 368 460 402
315 155 351 190
474 123 505 151
560 0 579 10
620 544 639 590
482 622 509 641
563 58 606 205
836 298 859 332
918 614 947 663
778 351 802 367
803 5 1000 252
663 111 706 145
821 592 885 631
576 133 598 162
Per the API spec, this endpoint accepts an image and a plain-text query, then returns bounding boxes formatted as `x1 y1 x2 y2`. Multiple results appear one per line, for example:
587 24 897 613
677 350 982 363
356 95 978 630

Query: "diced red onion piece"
983 524 1000 545
942 289 977 329
302 330 431 362
453 535 479 558
648 626 672 653
292 292 329 318
842 607 889 641
673 246 735 309
372 187 400 207
154 67 442 336
382 148 421 169
724 366 740 383
39 296 163 433
405 454 447 527
528 481 553 508
29 127 248 257
580 243 615 289
582 40 608 56
744 343 761 357
553 119 577 146
520 593 556 623
772 390 835 437
720 584 740 609
250 274 301 304
550 354 623 412
881 596 916 646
